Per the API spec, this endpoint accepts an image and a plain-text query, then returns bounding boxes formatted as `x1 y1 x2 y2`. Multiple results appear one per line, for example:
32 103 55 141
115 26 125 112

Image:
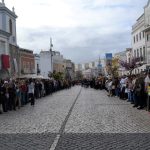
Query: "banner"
105 53 112 66
1 54 10 69
14 58 18 73
106 53 112 60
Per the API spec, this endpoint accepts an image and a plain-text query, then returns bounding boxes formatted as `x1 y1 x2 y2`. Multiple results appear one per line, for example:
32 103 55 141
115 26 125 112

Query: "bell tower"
0 0 17 46
0 0 18 78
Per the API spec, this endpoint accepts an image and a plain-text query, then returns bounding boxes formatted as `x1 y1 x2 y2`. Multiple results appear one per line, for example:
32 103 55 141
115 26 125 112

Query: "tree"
105 57 119 77
120 57 144 75
75 71 83 80
52 72 64 80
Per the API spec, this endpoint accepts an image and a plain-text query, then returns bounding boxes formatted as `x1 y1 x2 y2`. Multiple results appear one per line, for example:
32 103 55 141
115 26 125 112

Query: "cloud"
5 0 148 63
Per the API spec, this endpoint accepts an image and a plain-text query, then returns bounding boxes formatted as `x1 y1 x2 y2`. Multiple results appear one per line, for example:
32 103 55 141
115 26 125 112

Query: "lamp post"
50 38 53 73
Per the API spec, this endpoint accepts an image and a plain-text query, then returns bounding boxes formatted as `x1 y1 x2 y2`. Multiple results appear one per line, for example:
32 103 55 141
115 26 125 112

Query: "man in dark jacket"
1 81 8 112
0 81 3 113
8 82 16 111
137 74 146 109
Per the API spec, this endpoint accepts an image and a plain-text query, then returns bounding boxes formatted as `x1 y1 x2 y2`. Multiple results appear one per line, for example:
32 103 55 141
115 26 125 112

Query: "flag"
1 54 10 69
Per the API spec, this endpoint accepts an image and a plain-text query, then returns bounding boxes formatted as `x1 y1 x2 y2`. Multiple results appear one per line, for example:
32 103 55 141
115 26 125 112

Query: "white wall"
132 21 145 58
40 52 52 78
0 13 2 30
6 15 17 45
34 55 40 74
0 36 9 54
132 15 146 74
0 5 17 46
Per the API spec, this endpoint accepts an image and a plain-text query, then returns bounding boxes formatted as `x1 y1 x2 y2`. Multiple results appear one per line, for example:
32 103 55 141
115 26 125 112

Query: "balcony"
147 40 150 48
21 68 35 74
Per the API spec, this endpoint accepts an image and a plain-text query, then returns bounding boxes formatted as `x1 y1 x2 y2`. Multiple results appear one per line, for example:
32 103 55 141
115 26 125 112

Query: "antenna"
12 6 15 13
2 0 5 5
50 37 53 73
50 37 53 52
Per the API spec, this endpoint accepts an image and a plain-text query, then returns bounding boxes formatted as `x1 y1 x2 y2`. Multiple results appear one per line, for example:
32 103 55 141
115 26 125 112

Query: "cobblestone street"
1 86 150 150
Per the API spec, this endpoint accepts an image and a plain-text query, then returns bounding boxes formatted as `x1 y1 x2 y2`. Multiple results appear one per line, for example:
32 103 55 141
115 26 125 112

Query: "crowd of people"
0 78 72 114
82 72 150 111
1 72 150 115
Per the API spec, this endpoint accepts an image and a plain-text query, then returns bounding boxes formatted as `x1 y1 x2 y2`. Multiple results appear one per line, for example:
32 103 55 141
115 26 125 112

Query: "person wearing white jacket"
28 79 35 106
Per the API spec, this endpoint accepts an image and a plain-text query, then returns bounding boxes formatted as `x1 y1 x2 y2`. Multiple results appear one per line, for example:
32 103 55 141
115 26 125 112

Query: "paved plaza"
1 86 150 150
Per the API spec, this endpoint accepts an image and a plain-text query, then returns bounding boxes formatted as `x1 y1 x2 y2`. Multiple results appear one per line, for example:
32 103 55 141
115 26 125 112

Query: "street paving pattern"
1 86 150 149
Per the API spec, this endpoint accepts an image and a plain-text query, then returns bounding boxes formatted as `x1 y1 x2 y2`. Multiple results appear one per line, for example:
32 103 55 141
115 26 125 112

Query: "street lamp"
50 38 53 73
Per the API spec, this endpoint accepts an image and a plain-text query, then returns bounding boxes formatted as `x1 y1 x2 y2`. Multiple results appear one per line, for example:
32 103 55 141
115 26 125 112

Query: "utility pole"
98 56 102 75
50 38 53 73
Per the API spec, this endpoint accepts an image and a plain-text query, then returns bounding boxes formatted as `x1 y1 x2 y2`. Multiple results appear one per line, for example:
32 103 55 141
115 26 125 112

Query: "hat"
4 81 8 84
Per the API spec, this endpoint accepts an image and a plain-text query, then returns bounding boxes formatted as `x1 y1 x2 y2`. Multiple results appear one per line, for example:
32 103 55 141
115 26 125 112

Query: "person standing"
15 82 21 109
20 80 27 105
145 72 150 110
0 81 3 113
1 81 9 112
8 82 16 111
28 79 35 106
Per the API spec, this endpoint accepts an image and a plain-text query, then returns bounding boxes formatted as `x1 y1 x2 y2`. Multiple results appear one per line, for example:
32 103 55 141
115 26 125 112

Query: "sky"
5 0 149 63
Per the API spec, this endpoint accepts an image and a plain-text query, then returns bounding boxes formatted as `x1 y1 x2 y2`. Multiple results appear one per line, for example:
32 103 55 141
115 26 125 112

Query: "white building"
39 51 53 78
0 0 18 78
75 58 107 78
114 51 127 62
82 68 99 79
131 0 150 74
52 51 64 73
126 48 132 63
75 64 82 71
0 1 17 48
114 51 127 76
63 59 75 80
34 54 40 75
144 0 150 66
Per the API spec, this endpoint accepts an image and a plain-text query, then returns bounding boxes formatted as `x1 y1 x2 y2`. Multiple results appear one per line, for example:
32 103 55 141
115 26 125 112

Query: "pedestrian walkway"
1 86 150 150
65 88 150 133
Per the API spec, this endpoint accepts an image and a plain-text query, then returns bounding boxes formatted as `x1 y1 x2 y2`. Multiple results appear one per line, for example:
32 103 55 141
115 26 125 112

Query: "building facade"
34 54 40 75
20 48 35 75
131 0 150 74
63 59 75 80
0 0 19 79
39 51 53 78
144 0 150 66
52 51 64 73
114 51 127 76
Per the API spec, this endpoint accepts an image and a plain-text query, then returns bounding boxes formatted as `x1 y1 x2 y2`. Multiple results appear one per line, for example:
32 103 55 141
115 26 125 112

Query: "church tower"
0 0 17 46
0 0 19 78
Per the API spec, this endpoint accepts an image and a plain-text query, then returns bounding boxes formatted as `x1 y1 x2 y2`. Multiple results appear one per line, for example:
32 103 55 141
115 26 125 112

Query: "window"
23 61 26 69
12 36 16 42
143 47 146 59
26 62 29 69
143 32 145 38
0 40 5 54
137 49 139 58
136 34 138 42
135 69 137 74
128 58 131 63
134 50 136 58
9 19 13 34
147 34 150 41
134 36 136 43
139 32 141 40
140 48 142 57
